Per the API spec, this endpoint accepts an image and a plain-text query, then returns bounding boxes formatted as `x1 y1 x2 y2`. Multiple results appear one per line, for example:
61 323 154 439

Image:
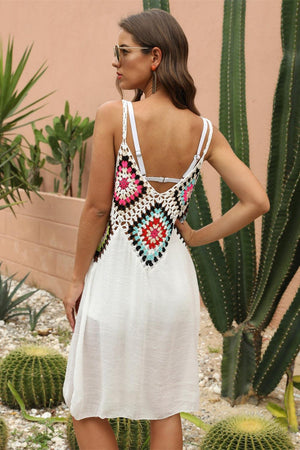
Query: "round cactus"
67 415 150 449
201 414 294 449
66 415 79 450
0 417 8 450
0 345 67 409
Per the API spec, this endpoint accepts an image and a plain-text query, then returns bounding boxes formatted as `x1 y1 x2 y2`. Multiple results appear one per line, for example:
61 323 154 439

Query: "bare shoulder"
204 122 233 163
94 100 123 129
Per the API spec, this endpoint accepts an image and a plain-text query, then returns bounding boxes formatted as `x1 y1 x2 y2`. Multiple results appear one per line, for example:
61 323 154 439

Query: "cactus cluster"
188 0 300 403
67 415 150 449
0 345 67 409
0 418 8 450
201 415 294 449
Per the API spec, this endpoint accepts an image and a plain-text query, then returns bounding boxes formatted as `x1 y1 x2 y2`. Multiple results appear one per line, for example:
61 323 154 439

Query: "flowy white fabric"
63 101 213 420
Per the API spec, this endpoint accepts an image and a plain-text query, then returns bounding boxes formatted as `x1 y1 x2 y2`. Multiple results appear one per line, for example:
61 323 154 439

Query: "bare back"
113 96 210 193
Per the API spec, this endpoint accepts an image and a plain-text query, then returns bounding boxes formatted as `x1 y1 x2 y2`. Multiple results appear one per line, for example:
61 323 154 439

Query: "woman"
63 9 270 450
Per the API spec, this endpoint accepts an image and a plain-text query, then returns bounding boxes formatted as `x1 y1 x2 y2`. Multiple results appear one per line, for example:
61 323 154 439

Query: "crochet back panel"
94 100 213 268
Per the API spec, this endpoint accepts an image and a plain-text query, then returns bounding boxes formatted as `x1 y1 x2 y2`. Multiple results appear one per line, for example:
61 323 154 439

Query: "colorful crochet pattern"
93 100 212 268
114 156 147 210
128 203 173 266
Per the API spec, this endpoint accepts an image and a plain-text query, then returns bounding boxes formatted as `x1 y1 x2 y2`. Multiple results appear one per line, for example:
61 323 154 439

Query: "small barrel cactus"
201 414 294 449
67 415 150 449
0 417 8 450
0 345 67 409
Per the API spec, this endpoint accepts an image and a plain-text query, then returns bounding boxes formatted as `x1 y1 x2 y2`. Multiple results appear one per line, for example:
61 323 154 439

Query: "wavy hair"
118 9 200 115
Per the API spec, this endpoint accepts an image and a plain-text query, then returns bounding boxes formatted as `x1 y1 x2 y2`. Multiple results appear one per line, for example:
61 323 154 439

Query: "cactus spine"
0 346 67 409
0 418 8 450
200 415 294 449
187 0 300 403
67 415 150 449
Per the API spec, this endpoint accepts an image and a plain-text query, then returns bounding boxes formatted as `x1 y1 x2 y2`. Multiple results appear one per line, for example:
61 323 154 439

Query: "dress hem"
67 404 200 421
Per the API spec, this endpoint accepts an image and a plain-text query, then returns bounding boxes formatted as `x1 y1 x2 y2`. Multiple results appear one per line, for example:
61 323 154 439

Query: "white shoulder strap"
182 117 213 178
127 101 146 176
199 119 213 164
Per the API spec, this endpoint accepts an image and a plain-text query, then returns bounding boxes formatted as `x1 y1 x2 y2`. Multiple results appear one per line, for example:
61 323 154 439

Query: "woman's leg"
150 413 183 450
72 416 118 450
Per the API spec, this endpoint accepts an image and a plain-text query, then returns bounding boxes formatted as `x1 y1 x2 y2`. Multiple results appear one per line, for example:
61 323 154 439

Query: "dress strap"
199 118 213 164
122 100 128 143
182 117 213 178
127 101 146 176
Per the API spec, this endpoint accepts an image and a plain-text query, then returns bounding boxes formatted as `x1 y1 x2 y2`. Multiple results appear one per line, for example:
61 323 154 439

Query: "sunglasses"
113 44 151 62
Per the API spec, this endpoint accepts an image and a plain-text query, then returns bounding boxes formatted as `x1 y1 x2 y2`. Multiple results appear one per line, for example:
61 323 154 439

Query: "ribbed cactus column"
219 0 256 326
143 0 170 12
187 0 300 405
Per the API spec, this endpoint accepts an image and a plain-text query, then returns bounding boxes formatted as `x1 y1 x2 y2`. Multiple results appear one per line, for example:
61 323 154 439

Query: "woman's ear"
151 47 162 68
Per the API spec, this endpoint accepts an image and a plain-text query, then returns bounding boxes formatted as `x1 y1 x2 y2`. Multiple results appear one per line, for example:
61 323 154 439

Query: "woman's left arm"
176 126 270 247
63 101 118 330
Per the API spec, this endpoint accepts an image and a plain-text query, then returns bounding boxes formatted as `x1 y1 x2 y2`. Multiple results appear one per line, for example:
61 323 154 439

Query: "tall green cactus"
143 0 170 12
187 0 300 403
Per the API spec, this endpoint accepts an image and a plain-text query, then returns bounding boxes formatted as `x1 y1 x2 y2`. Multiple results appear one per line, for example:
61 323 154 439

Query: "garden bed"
0 281 299 449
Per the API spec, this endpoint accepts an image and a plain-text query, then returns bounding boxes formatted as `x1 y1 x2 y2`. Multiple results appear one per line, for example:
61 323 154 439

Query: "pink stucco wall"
0 0 298 318
0 0 281 201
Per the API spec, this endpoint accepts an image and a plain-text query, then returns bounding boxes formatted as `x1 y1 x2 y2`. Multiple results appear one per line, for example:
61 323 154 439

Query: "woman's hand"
175 219 197 246
63 281 84 332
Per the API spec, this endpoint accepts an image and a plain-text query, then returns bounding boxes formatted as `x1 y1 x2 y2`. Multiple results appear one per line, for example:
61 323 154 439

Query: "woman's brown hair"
118 9 200 115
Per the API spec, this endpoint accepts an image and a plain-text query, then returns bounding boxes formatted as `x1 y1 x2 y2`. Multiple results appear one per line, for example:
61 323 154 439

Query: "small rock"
0 320 5 327
37 328 52 336
42 411 52 419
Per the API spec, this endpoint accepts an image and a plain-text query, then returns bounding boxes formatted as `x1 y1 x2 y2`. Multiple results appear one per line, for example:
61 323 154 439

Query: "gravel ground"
0 282 299 449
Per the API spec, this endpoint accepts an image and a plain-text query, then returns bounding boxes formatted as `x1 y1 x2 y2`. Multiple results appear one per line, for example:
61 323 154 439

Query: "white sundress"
63 100 213 420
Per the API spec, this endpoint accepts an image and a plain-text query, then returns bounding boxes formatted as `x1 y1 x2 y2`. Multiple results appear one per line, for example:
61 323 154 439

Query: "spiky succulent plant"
201 415 294 449
0 417 8 450
0 345 67 409
66 415 150 449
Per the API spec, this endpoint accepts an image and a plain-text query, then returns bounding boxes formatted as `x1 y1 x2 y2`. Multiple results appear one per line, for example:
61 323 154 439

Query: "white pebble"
42 411 52 419
212 385 221 394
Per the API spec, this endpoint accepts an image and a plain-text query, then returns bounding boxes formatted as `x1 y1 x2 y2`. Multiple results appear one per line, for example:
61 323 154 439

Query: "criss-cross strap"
127 101 146 176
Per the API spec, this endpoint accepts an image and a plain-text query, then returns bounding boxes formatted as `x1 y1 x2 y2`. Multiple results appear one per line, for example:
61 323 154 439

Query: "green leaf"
64 100 70 117
266 402 287 418
180 412 211 432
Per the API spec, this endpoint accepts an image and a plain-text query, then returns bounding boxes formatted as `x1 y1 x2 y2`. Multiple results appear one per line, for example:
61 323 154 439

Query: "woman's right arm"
63 101 120 330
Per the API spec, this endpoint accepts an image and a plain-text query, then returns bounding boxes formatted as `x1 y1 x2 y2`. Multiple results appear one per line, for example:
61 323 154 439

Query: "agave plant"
0 38 52 209
0 266 38 321
187 0 300 404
